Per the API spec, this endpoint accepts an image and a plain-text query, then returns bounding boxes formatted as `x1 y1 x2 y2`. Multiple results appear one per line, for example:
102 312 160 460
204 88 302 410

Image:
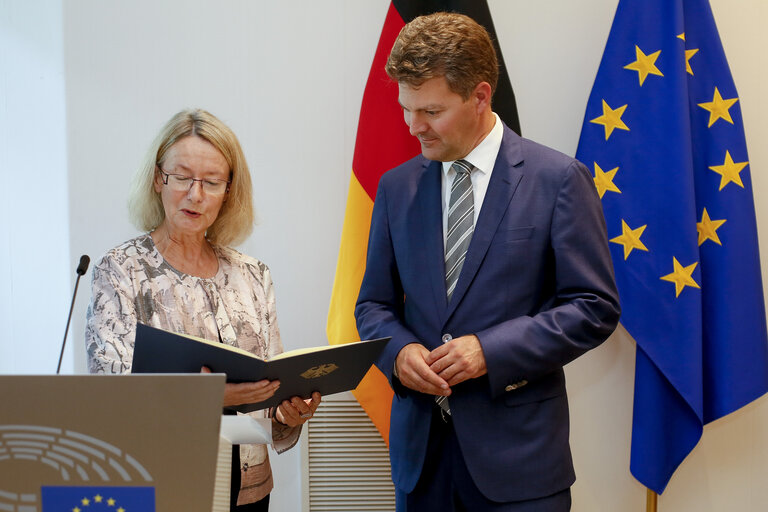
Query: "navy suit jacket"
355 124 620 502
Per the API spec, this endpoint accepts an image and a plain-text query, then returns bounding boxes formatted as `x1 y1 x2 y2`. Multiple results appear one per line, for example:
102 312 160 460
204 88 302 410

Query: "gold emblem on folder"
301 363 339 379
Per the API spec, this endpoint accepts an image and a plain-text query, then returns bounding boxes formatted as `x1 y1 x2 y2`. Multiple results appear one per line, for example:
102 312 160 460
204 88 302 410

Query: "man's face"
398 76 485 162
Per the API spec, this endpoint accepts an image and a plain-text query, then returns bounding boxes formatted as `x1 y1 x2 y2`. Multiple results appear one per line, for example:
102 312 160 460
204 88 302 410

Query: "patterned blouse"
85 233 298 505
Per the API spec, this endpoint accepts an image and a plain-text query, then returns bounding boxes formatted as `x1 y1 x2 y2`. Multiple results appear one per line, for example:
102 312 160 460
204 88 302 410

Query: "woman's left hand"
275 392 322 427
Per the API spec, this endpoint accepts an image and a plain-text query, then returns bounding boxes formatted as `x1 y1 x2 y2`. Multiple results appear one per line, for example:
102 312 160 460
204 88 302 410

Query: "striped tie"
437 160 474 417
445 160 475 301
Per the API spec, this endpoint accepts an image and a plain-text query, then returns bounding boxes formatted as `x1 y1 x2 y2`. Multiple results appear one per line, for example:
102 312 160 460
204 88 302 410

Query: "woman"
85 108 320 510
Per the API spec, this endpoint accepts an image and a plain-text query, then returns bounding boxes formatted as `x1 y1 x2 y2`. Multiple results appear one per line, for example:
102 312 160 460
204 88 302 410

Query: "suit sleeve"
355 179 420 392
478 160 621 398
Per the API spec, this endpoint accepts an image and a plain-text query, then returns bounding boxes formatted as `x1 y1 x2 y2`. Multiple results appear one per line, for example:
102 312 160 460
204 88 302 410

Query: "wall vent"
304 392 395 511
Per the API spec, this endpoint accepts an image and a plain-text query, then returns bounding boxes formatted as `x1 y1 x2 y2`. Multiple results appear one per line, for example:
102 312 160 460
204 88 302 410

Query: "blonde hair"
385 12 499 100
128 109 254 246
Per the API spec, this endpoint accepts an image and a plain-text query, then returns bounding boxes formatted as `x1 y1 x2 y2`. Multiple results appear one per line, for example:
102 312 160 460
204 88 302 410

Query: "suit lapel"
415 160 449 324
445 126 525 320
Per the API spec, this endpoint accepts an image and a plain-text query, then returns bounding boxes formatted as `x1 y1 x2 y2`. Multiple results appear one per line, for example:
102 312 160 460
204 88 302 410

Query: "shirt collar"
442 112 503 176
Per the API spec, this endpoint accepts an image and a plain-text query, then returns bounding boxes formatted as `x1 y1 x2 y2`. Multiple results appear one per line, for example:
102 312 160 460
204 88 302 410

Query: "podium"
0 375 226 511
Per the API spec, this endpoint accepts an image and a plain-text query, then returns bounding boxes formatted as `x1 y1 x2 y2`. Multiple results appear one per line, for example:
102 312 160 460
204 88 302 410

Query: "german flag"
327 0 520 444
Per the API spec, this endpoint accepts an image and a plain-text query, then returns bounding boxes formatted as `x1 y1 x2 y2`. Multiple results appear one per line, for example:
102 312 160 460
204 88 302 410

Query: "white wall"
2 0 767 510
0 0 70 372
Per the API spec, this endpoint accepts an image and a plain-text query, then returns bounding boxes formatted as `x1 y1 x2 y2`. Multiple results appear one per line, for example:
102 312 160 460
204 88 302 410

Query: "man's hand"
425 334 487 386
395 343 451 396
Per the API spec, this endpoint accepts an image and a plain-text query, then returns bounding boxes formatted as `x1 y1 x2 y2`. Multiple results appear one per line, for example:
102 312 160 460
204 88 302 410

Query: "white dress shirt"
441 113 504 244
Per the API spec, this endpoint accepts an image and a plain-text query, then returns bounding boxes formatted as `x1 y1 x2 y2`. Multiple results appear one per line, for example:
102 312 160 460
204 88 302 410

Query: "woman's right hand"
201 366 280 407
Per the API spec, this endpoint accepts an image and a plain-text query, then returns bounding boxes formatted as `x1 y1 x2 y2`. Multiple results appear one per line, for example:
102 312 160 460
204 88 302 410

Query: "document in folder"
131 322 390 413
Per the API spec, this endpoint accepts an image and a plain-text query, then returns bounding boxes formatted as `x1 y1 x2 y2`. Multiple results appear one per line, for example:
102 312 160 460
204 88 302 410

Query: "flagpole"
646 489 658 512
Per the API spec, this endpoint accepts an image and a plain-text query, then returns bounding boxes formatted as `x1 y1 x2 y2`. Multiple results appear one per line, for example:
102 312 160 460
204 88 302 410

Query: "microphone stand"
57 255 90 374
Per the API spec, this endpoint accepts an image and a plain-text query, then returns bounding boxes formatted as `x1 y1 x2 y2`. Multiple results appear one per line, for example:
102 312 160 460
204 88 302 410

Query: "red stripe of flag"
353 2 421 200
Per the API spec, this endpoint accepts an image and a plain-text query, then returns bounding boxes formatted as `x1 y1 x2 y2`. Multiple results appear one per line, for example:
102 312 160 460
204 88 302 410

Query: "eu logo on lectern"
41 486 155 511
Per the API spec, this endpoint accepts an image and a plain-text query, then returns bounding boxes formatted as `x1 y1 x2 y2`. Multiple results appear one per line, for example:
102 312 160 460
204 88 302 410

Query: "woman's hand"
275 392 322 427
201 366 280 407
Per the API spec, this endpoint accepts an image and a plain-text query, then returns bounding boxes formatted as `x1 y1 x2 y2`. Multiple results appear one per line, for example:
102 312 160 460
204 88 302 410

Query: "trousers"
396 407 571 512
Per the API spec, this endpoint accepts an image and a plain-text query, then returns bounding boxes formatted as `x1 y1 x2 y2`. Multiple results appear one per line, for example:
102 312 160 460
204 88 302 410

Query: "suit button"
441 334 452 343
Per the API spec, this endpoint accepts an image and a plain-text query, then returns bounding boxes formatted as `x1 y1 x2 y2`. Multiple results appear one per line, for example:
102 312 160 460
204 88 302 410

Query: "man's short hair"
385 12 499 100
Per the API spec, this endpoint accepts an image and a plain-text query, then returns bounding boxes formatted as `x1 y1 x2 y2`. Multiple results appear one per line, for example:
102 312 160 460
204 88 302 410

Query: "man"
355 12 621 512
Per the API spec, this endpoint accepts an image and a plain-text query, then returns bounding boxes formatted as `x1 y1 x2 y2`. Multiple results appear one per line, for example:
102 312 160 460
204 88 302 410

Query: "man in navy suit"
355 12 620 512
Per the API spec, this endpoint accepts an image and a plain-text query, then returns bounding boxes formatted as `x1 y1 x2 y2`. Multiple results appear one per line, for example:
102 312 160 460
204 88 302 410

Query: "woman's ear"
153 167 163 194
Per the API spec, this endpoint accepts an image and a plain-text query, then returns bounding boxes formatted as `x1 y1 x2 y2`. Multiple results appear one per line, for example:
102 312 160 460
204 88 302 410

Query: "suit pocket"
503 372 565 407
491 226 535 246
504 387 564 407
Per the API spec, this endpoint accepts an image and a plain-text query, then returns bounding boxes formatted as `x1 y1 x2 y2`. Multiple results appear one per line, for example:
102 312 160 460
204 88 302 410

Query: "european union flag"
41 486 155 511
576 0 768 494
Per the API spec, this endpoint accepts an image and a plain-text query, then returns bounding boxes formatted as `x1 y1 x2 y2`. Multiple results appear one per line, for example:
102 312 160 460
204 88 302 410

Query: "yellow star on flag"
117 508 125 512
624 45 664 85
661 257 700 297
677 33 699 75
685 48 699 75
94 495 103 503
590 100 630 140
107 498 116 506
610 219 649 260
697 87 738 127
73 508 81 512
709 150 747 190
697 208 726 246
81 498 90 506
593 162 621 198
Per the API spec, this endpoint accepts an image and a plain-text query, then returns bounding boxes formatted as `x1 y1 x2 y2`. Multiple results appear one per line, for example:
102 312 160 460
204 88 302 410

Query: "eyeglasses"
157 167 231 196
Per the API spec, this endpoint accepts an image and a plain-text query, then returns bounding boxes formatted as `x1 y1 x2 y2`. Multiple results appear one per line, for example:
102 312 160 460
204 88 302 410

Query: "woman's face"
154 136 230 240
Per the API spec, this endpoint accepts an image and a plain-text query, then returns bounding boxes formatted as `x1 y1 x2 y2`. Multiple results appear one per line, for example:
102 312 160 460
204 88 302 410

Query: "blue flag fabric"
41 486 155 511
576 0 768 494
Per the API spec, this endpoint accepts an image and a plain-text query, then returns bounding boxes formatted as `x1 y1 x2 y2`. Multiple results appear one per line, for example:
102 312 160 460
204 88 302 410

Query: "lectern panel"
0 374 225 512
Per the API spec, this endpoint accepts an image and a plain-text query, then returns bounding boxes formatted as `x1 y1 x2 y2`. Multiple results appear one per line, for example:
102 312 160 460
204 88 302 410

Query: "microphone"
57 255 90 374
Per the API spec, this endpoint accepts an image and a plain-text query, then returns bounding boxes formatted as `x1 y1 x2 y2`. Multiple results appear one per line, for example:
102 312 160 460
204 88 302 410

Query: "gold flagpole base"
646 488 658 512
